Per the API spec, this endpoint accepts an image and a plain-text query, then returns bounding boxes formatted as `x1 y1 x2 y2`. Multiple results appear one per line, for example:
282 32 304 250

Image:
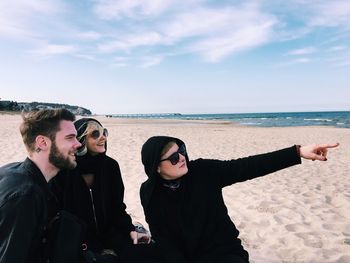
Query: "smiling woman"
50 118 133 260
81 121 109 156
50 118 163 263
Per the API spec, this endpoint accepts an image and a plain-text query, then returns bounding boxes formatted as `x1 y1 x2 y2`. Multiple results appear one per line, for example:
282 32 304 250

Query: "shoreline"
96 115 350 130
1 111 349 129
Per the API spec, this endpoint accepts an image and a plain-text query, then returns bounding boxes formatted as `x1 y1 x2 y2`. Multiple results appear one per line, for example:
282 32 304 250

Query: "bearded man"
0 108 81 263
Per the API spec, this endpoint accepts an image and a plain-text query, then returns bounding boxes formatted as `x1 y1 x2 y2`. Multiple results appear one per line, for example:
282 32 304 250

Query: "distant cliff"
0 100 92 115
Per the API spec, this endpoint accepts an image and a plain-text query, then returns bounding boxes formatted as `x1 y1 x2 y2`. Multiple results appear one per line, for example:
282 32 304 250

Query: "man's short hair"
20 108 76 152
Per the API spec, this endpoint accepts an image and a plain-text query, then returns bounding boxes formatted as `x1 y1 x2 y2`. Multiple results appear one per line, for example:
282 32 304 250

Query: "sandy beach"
1 114 349 263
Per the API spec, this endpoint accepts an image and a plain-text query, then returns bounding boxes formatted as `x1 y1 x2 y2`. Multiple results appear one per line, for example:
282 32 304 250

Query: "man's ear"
35 135 49 152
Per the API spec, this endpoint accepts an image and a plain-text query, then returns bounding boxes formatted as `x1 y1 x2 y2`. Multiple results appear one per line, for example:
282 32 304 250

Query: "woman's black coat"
50 153 134 253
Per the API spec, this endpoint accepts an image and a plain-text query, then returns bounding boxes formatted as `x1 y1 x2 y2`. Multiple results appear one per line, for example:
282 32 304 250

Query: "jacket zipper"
89 188 99 234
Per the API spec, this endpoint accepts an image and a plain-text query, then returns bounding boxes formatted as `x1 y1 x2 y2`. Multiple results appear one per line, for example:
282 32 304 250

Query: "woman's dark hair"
160 141 177 158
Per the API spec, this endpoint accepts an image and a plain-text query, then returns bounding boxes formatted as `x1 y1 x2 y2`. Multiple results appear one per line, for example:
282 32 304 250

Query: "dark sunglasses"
159 144 187 165
89 128 108 139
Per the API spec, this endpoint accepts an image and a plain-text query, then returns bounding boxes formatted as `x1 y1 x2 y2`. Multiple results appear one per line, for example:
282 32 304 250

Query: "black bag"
45 210 86 263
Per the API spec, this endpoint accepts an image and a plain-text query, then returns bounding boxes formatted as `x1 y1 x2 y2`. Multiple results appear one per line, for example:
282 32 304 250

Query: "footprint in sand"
273 215 285 224
343 238 350 245
285 223 309 232
344 227 350 236
326 194 348 208
335 255 350 263
256 204 281 214
295 232 323 248
323 223 350 235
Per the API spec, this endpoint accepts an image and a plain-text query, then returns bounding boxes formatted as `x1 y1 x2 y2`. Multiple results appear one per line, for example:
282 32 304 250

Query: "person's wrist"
296 145 301 157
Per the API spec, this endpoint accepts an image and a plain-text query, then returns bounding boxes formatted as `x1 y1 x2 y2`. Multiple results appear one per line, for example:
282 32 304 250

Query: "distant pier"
106 113 182 118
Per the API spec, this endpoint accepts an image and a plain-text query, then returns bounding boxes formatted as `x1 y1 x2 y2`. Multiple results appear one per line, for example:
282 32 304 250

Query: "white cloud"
163 8 237 40
31 44 76 56
189 17 276 62
113 56 129 62
327 45 347 52
141 56 163 68
286 47 318 56
0 0 64 38
327 52 350 67
97 4 277 63
93 0 175 20
98 32 164 52
2 0 349 66
322 30 350 45
329 56 350 67
0 24 35 39
175 4 276 62
257 0 350 49
77 31 102 40
307 0 350 27
0 0 62 14
111 62 128 68
73 54 96 61
193 26 271 62
293 57 311 63
336 59 350 67
274 56 311 68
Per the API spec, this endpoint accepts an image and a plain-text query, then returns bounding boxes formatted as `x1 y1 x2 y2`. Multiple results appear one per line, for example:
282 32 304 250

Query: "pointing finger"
318 143 340 149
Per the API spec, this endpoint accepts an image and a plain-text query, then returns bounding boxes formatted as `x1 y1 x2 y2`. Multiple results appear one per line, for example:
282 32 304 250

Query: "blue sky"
0 0 349 114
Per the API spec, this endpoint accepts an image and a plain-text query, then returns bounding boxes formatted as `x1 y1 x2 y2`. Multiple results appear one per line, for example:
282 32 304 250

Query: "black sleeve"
0 193 40 263
110 161 135 234
198 145 301 188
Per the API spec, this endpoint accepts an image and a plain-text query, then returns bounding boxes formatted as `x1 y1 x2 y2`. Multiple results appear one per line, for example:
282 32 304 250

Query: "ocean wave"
240 122 262 125
304 118 333 122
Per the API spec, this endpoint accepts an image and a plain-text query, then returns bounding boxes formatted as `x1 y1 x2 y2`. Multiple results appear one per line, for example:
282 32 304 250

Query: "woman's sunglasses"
89 128 108 140
159 144 187 165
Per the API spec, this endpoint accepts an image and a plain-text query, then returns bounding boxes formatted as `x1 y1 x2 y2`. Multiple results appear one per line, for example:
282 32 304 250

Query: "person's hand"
299 143 339 161
130 231 151 245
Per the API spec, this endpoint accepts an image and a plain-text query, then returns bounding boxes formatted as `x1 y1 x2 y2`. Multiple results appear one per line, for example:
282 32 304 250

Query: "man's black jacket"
0 158 57 263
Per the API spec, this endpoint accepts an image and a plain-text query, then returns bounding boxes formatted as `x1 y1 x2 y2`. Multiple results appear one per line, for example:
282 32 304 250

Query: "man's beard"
49 140 77 170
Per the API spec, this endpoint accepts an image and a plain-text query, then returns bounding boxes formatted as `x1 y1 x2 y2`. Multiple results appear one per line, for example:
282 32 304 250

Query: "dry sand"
1 114 349 263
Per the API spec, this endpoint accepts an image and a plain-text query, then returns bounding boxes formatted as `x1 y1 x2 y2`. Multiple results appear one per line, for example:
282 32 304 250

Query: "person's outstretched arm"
197 143 339 187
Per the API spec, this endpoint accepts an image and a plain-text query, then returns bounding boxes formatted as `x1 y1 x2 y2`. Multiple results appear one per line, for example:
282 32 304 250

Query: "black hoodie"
50 118 134 253
140 136 301 263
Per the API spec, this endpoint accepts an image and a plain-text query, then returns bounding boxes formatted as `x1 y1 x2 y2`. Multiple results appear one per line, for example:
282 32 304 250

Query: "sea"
111 111 350 128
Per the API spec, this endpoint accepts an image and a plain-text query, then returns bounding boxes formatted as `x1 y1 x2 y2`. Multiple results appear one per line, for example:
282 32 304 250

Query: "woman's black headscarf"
140 136 190 210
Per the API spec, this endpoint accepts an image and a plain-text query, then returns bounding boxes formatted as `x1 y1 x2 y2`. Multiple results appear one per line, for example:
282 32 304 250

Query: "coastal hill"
0 99 91 115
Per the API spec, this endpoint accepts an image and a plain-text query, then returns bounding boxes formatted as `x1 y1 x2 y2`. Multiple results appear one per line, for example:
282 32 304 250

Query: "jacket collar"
21 158 55 200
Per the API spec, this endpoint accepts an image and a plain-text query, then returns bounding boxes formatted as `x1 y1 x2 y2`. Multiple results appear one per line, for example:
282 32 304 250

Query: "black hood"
140 136 189 209
74 118 105 156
